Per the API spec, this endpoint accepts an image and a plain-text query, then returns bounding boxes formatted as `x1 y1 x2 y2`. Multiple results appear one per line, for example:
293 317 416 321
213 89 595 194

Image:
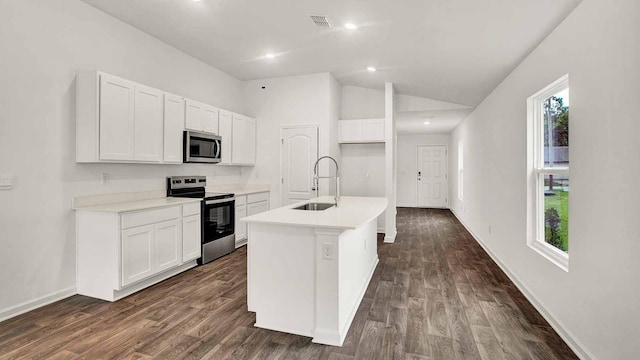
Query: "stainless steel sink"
293 202 335 211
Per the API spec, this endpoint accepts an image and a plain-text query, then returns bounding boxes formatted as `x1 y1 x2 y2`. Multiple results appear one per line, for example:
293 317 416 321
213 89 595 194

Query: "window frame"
458 140 464 202
526 74 570 271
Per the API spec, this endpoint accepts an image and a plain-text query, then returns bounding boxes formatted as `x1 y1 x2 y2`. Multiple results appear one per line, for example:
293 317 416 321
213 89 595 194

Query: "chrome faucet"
312 156 340 206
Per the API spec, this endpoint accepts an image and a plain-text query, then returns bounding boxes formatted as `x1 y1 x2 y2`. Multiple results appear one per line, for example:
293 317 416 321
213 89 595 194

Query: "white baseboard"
383 229 397 243
0 286 76 322
397 203 450 209
449 208 595 360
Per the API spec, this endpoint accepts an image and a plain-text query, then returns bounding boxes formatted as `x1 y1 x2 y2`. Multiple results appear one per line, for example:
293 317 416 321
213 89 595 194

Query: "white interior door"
281 126 318 206
417 145 448 208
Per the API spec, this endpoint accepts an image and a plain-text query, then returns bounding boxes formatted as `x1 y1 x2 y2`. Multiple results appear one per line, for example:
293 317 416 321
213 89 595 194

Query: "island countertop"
242 196 387 230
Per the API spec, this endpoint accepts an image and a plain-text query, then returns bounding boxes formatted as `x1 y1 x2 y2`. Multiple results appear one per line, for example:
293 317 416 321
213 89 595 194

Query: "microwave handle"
215 140 221 159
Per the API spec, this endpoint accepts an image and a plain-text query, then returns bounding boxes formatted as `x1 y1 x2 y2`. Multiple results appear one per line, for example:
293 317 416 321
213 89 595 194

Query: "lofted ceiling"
81 0 581 107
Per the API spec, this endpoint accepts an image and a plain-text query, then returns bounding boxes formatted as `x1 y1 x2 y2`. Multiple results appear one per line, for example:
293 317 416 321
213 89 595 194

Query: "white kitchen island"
242 196 387 346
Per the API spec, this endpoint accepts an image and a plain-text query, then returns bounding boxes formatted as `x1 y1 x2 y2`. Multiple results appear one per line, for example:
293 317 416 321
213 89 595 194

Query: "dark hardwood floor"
0 208 578 359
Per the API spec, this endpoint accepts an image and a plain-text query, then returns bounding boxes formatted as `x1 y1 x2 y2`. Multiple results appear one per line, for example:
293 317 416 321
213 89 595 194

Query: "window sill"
528 239 569 272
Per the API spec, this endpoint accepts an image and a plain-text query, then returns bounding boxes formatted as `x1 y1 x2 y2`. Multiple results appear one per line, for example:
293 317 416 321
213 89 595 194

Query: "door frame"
416 144 449 209
279 124 320 207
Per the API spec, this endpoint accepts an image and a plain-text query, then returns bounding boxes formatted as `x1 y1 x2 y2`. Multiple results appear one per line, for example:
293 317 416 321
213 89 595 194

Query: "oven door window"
189 136 219 159
203 202 234 243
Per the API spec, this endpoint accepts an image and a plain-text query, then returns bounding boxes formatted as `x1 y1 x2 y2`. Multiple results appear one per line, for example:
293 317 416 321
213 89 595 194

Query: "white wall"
340 85 385 119
449 0 640 359
341 144 386 230
397 134 451 207
242 73 340 208
0 0 247 319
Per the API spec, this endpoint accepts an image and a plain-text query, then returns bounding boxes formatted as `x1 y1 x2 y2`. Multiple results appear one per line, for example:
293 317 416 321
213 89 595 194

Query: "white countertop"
206 184 270 196
242 196 388 230
73 197 201 213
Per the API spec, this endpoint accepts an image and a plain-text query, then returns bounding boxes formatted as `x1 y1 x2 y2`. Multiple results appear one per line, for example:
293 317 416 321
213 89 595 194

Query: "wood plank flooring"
0 208 578 359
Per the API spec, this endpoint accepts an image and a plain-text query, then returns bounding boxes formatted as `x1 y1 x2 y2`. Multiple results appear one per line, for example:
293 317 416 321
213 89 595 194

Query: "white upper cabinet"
218 110 233 164
133 84 163 162
232 114 256 165
185 99 219 134
338 118 385 143
163 93 185 164
76 71 255 165
98 74 135 161
185 99 204 131
203 105 219 134
361 119 385 142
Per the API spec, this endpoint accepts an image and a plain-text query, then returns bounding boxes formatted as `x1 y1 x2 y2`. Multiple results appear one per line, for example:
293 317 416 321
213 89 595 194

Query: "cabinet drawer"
183 202 201 217
247 200 269 216
235 195 247 206
247 192 269 204
121 206 181 229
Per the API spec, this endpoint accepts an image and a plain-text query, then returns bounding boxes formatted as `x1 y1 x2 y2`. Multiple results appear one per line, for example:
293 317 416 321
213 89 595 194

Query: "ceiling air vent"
310 15 333 28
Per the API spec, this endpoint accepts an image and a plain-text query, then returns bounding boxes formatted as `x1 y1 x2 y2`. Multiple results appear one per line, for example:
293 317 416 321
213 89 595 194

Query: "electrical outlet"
0 174 13 190
488 225 492 234
322 243 334 260
101 173 108 185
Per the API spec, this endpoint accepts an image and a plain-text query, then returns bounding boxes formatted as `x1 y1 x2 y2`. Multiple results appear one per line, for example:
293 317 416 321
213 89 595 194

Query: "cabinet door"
163 93 185 163
185 99 204 131
203 105 219 134
235 204 247 242
232 115 256 164
338 120 362 143
182 214 201 262
218 110 232 164
231 114 244 164
155 219 182 273
362 119 385 142
133 84 163 162
245 117 256 164
122 224 154 286
99 74 134 161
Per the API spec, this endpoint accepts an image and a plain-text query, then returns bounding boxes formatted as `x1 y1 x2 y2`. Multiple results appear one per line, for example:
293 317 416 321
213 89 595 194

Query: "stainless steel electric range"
167 176 235 264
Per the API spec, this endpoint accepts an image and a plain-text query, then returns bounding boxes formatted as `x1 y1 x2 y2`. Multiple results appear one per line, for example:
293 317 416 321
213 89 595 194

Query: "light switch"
0 174 13 190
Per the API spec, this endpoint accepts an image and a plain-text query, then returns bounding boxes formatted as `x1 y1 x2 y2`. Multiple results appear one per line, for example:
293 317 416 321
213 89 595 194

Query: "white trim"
383 228 397 243
458 139 464 202
527 74 570 271
450 208 595 360
0 286 76 322
279 125 320 208
415 144 449 208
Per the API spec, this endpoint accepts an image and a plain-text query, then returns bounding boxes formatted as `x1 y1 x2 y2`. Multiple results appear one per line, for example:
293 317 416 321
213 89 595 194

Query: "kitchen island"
242 196 388 346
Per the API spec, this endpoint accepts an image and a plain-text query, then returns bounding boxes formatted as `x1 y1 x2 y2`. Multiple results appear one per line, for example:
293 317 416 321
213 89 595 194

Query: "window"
527 74 570 271
458 140 464 201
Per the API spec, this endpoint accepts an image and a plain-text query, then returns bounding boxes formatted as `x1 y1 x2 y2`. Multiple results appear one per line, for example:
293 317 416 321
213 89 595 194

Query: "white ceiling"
81 0 581 106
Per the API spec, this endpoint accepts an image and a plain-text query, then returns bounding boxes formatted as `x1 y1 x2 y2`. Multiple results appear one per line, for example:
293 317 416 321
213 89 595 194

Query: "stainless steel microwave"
183 131 221 163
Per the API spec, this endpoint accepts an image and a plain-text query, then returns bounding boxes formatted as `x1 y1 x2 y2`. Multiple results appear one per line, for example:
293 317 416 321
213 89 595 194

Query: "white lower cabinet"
235 192 269 247
121 224 155 287
248 200 269 216
235 204 247 245
77 203 201 301
154 219 182 273
182 214 201 262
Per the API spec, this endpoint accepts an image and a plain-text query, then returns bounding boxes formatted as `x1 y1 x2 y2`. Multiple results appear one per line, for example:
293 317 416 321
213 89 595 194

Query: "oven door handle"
205 198 235 205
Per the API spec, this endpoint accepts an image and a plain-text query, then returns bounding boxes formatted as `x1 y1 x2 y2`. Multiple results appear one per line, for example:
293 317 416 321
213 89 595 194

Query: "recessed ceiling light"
265 53 276 59
366 66 376 72
192 0 201 2
345 23 358 30
424 121 431 125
